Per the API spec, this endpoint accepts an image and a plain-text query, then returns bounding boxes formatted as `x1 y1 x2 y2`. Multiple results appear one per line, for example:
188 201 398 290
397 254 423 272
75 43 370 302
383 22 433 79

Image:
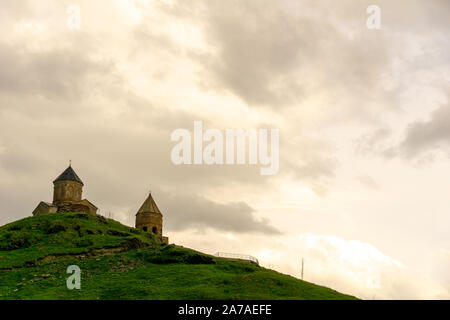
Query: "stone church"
32 164 169 244
32 164 98 215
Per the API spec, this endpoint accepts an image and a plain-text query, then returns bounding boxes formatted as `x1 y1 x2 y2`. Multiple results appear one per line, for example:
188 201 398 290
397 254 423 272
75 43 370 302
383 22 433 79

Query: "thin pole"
301 258 304 280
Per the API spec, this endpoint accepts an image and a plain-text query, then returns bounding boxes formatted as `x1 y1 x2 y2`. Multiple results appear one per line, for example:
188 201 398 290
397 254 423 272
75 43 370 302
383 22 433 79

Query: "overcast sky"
0 0 449 299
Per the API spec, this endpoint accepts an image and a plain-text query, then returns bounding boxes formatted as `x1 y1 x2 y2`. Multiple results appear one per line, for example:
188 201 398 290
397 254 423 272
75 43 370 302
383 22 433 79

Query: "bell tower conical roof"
137 193 161 215
53 165 84 185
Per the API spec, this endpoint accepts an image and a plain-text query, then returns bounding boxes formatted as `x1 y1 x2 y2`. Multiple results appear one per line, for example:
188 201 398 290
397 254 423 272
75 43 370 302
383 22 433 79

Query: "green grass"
0 213 357 300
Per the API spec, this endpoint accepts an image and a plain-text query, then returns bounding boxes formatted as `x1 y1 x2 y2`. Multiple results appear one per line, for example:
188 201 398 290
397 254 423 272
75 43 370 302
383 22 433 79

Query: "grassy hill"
0 213 357 300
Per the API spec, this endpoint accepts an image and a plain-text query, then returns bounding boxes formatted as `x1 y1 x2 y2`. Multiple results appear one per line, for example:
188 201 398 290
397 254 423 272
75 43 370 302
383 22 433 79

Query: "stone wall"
32 202 58 216
57 202 92 214
136 212 163 237
53 180 83 204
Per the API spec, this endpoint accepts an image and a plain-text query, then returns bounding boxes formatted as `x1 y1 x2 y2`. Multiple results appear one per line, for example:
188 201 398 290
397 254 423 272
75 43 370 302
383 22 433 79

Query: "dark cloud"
181 0 392 110
359 95 450 160
0 42 112 101
399 100 450 158
158 190 281 234
196 0 310 107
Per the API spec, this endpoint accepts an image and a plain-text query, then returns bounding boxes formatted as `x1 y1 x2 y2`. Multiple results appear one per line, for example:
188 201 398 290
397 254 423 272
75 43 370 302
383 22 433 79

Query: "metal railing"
214 252 259 265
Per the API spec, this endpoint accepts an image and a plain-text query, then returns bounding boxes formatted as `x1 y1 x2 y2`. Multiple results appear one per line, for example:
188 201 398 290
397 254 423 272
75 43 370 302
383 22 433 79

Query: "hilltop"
0 213 357 300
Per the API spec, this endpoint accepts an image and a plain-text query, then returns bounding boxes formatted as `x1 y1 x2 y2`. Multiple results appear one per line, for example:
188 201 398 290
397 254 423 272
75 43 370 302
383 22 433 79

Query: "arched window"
66 186 73 198
143 226 148 232
152 226 157 234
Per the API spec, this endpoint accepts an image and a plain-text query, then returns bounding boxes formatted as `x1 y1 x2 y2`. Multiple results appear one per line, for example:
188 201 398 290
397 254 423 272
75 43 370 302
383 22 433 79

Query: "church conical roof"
53 165 84 185
137 193 161 215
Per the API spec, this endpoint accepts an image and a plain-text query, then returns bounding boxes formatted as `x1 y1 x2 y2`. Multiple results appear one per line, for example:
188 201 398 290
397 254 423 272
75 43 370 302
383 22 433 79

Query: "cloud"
188 0 392 110
355 175 380 190
399 99 450 158
156 190 281 235
0 42 113 102
256 234 449 299
358 94 450 161
355 128 392 155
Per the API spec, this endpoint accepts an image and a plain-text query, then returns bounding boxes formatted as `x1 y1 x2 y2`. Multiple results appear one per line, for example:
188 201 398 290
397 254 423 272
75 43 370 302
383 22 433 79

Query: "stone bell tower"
135 192 168 244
